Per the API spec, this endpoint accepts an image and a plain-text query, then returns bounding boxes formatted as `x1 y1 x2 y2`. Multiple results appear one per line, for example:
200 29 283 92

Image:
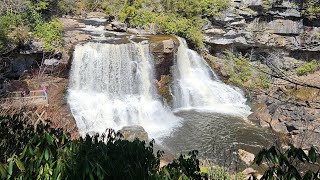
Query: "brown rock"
238 149 255 166
118 125 148 142
149 36 179 80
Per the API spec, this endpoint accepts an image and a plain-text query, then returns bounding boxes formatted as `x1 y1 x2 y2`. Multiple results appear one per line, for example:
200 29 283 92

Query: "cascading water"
173 38 251 117
68 42 180 138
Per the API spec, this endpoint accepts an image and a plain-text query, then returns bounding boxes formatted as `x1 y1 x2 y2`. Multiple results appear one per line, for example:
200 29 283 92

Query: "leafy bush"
33 20 63 52
206 166 245 180
65 130 161 179
296 59 319 76
157 15 204 48
223 50 272 91
0 115 202 179
159 150 201 179
0 12 26 53
303 0 320 18
254 145 320 179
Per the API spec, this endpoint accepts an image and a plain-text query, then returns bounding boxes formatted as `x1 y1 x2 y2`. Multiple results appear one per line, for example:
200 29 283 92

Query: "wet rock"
242 168 257 180
204 28 226 35
238 149 255 166
149 37 178 80
118 125 148 142
106 21 128 32
156 75 172 104
248 104 271 128
44 58 60 66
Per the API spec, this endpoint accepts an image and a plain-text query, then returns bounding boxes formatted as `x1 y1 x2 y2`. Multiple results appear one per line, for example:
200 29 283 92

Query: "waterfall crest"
173 38 251 117
68 42 180 137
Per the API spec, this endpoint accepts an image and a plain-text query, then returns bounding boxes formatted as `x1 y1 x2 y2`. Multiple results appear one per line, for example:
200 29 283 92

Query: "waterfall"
68 42 180 138
173 38 251 117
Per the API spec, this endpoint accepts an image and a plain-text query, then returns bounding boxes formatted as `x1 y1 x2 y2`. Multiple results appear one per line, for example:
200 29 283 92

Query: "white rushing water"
173 38 251 117
68 42 180 138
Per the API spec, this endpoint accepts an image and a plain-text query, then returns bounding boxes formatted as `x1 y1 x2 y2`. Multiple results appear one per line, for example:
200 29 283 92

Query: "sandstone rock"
156 75 172 104
44 58 59 66
248 103 271 127
267 8 301 18
110 21 127 32
149 37 178 80
267 19 302 35
242 167 256 174
204 28 226 35
118 125 148 142
127 28 140 34
242 0 262 7
238 149 255 166
242 168 257 179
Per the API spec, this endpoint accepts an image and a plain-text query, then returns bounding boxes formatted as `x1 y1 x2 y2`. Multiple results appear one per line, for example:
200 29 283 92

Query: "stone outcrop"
118 125 148 142
238 149 255 166
205 0 320 53
105 21 128 32
149 36 179 105
204 0 320 149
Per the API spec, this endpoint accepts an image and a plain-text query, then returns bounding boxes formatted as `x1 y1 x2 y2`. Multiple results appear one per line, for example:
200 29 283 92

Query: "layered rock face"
204 0 320 148
149 36 179 105
205 0 320 53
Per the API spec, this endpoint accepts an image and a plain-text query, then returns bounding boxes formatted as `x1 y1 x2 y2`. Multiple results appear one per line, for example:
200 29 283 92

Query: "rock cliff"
204 0 320 149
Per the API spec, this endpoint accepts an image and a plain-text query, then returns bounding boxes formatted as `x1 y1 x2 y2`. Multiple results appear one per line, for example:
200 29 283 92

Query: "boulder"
44 58 59 66
242 168 257 180
238 149 255 166
118 125 148 142
109 21 127 32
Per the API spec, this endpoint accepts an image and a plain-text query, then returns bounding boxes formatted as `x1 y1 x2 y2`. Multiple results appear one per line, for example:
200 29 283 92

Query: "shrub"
159 150 201 180
0 114 202 179
65 130 161 179
0 12 26 53
303 0 320 18
223 50 272 90
156 15 204 48
206 166 245 180
33 20 63 52
254 145 320 179
296 59 319 76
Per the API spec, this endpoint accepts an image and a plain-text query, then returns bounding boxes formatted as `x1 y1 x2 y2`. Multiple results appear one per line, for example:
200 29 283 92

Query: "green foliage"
255 145 320 179
262 0 272 10
66 130 161 179
303 0 320 19
224 50 272 91
224 50 252 87
206 166 245 180
0 115 35 163
0 12 26 53
33 20 63 52
296 59 319 76
157 15 204 48
0 115 203 179
0 1 64 54
159 150 201 180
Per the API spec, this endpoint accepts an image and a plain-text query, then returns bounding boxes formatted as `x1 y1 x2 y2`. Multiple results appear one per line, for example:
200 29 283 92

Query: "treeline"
0 0 232 52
